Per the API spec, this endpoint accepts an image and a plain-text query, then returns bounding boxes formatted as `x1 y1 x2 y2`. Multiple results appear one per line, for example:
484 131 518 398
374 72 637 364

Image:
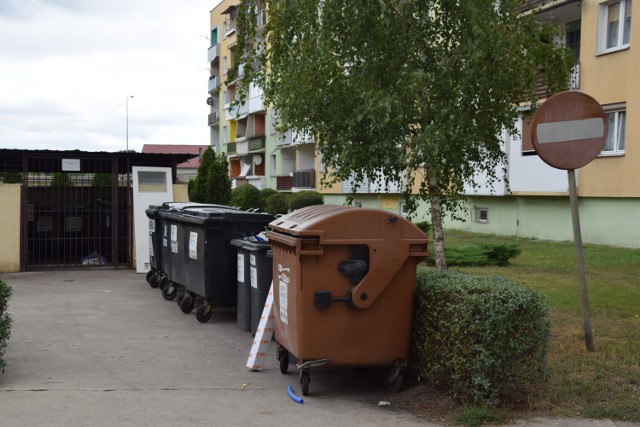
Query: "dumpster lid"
159 206 274 223
268 205 426 242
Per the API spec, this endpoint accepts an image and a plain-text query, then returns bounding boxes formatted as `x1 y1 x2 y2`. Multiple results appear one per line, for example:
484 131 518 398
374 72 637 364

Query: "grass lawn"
420 229 640 422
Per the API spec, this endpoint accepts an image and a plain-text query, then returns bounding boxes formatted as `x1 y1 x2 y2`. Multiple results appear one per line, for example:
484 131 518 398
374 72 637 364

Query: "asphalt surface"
0 269 637 427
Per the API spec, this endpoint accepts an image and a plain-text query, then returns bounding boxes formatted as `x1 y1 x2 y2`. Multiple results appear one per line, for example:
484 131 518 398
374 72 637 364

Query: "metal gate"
22 155 131 269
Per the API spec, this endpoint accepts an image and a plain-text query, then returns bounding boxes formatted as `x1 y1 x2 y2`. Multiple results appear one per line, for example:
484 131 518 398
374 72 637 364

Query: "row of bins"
145 202 273 323
145 203 428 396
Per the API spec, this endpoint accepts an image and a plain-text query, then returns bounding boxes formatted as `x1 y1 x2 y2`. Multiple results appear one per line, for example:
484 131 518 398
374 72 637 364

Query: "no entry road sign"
532 91 607 170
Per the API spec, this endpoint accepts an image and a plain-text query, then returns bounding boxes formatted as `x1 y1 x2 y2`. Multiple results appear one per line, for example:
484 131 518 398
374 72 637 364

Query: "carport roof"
0 149 197 174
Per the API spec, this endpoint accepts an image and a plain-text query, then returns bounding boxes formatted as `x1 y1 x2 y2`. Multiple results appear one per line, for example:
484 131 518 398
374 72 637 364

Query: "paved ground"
0 269 637 426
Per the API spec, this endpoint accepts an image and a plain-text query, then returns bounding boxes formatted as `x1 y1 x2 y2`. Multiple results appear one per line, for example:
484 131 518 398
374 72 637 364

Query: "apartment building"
207 0 407 212
444 0 639 248
208 0 638 248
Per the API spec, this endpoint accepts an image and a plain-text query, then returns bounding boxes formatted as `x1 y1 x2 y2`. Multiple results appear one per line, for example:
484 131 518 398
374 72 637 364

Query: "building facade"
208 0 639 248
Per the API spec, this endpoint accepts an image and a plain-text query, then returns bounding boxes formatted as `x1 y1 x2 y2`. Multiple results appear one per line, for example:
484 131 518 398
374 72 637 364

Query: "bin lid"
145 205 162 217
160 202 234 212
268 205 426 243
159 206 274 224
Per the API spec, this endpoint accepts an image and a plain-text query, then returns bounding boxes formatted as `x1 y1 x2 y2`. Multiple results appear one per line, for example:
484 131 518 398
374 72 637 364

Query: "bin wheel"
176 290 185 306
145 269 154 283
278 349 289 374
161 283 177 301
300 371 310 396
158 276 170 291
149 274 161 289
196 305 213 323
180 294 195 314
382 367 404 393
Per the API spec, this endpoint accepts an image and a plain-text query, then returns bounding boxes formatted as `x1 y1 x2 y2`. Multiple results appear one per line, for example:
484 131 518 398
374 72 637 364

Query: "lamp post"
126 95 134 151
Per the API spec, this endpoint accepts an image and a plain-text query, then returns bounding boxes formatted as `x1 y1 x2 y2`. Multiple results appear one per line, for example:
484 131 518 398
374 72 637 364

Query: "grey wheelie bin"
230 238 272 333
164 207 274 323
266 205 428 396
145 205 163 288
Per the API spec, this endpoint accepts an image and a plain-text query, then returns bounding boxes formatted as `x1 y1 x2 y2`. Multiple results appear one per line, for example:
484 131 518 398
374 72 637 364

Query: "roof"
0 149 197 174
142 144 209 169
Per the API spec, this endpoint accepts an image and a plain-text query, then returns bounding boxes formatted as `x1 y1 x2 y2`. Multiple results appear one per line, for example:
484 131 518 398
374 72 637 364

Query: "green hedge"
425 243 521 267
265 192 290 215
411 270 550 404
230 184 262 210
0 279 12 373
289 190 323 211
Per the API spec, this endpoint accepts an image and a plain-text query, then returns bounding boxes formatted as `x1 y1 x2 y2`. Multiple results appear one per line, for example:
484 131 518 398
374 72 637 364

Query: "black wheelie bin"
163 206 274 322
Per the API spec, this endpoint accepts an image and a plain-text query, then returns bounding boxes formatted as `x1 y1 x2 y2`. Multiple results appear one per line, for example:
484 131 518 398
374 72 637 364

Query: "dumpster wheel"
145 269 154 284
277 346 289 374
179 293 195 314
300 370 310 396
161 283 177 301
196 304 213 323
382 366 405 393
149 273 161 289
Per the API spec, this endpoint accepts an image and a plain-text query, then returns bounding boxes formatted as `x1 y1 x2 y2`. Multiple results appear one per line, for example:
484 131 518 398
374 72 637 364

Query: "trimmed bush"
92 173 112 187
259 188 278 210
0 279 12 373
412 269 550 404
289 190 324 211
425 243 521 267
2 172 23 184
265 192 289 215
50 172 74 187
414 221 431 235
230 184 261 210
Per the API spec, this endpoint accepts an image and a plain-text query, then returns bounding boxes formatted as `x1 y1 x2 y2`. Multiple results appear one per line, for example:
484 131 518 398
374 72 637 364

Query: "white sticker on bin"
237 253 245 283
250 266 257 289
246 283 275 371
149 235 154 257
188 232 197 260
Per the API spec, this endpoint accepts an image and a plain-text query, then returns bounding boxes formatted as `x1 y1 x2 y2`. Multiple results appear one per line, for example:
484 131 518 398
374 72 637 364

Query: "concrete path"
0 270 636 426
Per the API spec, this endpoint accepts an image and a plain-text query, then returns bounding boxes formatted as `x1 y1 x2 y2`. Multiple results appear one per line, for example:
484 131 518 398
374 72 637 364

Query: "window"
400 202 409 217
598 0 632 54
601 105 626 156
138 171 167 193
270 154 276 176
354 201 363 208
475 208 489 224
520 111 536 155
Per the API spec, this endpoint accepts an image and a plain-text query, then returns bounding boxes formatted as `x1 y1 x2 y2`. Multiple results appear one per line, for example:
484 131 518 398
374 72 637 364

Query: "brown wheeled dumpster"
266 205 428 396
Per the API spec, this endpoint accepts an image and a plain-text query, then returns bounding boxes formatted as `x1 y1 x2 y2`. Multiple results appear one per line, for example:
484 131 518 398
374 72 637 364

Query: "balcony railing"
224 19 236 36
569 63 580 90
293 169 315 189
208 76 220 93
248 136 265 152
256 9 267 27
226 142 237 155
207 44 220 63
276 175 293 191
208 112 218 126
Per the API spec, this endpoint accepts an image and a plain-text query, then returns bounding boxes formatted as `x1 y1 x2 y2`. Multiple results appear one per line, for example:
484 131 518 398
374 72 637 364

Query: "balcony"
226 142 237 155
276 175 293 191
248 136 265 152
276 130 292 146
207 44 220 63
233 176 266 190
208 76 220 93
293 169 315 189
208 112 219 126
236 139 249 155
224 19 236 37
256 9 267 28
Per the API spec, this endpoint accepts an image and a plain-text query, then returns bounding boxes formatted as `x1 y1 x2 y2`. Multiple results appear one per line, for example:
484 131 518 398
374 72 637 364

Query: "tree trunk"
427 166 447 271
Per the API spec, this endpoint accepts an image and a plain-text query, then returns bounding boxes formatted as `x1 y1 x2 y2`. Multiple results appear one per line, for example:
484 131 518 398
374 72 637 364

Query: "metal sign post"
532 91 607 352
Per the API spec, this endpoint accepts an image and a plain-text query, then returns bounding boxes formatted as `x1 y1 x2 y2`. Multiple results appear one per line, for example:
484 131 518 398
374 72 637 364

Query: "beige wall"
0 184 21 273
173 183 189 202
579 1 639 197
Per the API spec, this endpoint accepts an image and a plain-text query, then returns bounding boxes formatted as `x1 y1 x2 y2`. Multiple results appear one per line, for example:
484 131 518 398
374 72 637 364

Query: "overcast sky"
0 0 221 153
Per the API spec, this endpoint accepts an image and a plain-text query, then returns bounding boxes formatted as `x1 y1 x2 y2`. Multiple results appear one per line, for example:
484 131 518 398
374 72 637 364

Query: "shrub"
414 221 431 235
50 172 74 187
0 279 12 373
259 188 278 210
92 173 112 187
411 269 550 404
230 184 261 210
265 192 289 215
425 243 521 267
289 190 324 211
2 172 23 184
189 147 232 205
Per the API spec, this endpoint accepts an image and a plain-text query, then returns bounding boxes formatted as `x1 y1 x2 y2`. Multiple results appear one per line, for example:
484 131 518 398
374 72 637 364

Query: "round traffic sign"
531 91 607 170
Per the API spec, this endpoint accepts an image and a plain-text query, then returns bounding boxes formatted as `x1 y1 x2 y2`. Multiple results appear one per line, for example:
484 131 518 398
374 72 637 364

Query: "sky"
0 0 222 153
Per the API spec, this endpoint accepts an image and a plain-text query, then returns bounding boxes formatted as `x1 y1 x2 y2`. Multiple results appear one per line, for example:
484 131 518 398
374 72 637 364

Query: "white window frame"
270 154 277 176
600 103 626 157
475 207 489 224
597 0 632 55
